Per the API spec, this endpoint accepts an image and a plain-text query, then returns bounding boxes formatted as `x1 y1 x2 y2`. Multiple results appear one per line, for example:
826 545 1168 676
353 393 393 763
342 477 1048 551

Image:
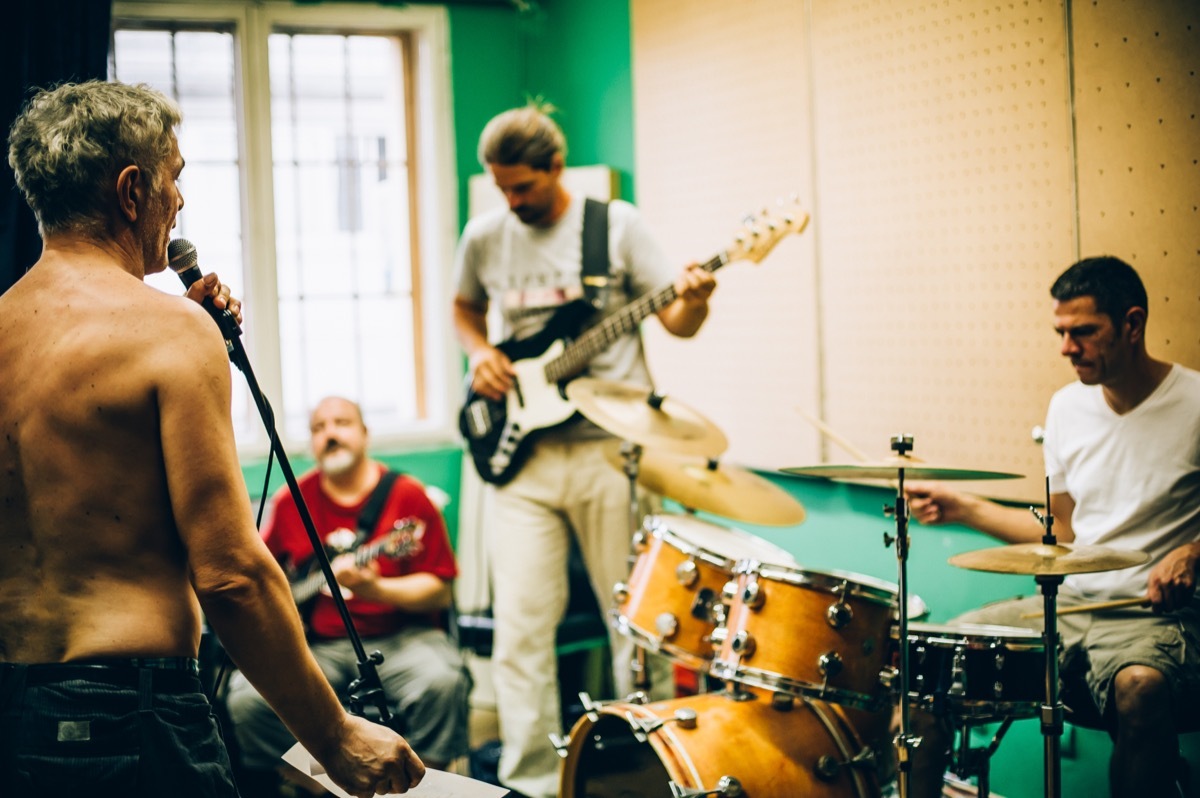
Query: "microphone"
168 237 243 351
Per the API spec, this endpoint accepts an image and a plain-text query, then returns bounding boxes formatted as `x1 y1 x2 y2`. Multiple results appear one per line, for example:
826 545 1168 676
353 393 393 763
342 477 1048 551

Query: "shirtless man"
0 80 423 797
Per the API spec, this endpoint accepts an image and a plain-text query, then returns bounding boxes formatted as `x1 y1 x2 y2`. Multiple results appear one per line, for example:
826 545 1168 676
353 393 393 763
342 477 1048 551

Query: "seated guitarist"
225 396 470 796
452 102 716 798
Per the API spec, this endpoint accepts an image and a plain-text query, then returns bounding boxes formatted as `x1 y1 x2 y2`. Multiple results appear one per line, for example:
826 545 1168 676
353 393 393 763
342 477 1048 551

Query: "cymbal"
602 443 805 527
780 455 1023 482
949 543 1150 576
566 378 728 458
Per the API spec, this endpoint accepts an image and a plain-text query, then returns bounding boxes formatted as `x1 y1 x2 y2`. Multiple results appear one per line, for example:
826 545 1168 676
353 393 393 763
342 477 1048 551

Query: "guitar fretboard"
543 252 727 383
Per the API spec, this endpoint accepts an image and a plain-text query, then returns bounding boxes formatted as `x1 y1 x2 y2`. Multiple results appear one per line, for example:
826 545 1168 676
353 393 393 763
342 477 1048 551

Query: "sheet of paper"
283 743 510 798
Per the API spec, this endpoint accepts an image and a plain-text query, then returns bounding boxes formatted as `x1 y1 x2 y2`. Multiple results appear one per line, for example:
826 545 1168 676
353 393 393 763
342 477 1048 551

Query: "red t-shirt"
261 468 458 639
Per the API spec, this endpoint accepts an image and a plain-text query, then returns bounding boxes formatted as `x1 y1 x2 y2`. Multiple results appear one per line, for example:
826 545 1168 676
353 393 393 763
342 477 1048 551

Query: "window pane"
270 32 419 440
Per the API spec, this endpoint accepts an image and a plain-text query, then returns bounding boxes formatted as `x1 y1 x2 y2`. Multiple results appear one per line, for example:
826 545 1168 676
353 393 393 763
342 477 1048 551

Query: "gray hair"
7 80 182 237
477 100 566 171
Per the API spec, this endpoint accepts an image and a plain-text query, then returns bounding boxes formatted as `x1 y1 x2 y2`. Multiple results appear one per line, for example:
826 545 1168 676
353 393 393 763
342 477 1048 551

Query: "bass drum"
559 690 884 798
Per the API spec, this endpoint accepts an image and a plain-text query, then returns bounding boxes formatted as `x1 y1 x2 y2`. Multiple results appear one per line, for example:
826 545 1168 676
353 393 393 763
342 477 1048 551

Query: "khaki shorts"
954 592 1200 719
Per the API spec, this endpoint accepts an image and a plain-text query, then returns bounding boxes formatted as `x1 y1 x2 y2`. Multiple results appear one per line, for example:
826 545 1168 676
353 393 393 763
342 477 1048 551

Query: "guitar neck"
544 252 726 382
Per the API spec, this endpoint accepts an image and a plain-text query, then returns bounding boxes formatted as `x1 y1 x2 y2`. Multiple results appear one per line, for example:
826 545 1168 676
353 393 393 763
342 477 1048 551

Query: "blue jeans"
0 660 239 797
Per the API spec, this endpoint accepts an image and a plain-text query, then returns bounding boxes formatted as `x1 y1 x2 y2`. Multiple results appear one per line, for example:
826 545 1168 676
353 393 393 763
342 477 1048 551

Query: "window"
111 2 458 452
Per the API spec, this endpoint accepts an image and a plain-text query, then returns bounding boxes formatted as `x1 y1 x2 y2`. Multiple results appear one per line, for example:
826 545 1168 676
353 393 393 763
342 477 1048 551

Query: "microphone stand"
215 311 393 726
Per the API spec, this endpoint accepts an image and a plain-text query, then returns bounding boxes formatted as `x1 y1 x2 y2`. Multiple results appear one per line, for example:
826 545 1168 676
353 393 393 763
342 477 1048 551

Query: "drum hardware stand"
616 439 656 693
951 716 1015 798
882 434 920 798
171 248 394 728
1032 476 1063 798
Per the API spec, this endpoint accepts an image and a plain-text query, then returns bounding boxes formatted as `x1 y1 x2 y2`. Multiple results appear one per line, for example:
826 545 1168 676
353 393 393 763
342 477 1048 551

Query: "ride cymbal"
567 378 728 458
948 543 1149 576
781 455 1023 482
603 443 805 527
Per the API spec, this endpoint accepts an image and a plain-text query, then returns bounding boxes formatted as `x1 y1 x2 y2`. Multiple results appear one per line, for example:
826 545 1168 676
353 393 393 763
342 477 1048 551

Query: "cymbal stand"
1031 477 1063 798
883 434 919 798
617 440 652 693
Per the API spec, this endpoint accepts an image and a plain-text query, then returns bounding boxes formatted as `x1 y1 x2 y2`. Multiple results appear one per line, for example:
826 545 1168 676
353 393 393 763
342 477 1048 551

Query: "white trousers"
487 436 672 798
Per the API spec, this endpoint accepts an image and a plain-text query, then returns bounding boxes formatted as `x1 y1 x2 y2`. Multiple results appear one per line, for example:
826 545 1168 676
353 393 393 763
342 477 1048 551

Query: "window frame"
112 0 461 456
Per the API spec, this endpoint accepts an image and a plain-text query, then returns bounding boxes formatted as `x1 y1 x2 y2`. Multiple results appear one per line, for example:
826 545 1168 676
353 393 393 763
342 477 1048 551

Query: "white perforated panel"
1072 0 1200 367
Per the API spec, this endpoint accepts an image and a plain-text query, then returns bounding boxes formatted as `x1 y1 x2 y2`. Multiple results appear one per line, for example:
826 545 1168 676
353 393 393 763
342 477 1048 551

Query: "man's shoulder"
461 206 512 240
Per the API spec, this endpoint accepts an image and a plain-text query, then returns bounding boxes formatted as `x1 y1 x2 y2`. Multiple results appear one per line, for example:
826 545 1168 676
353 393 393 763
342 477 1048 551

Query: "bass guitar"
289 517 425 606
459 200 810 485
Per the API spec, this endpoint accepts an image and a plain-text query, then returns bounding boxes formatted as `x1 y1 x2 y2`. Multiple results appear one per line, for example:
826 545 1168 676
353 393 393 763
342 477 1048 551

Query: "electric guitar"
289 517 425 606
459 200 810 485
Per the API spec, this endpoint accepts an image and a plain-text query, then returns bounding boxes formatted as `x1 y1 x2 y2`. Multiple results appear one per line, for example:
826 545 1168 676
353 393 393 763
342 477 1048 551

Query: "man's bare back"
0 251 208 662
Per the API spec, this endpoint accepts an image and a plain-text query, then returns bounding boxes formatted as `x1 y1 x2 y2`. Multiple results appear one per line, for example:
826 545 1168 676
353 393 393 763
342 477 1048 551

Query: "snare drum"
612 514 795 670
712 564 898 710
558 690 882 798
894 622 1045 720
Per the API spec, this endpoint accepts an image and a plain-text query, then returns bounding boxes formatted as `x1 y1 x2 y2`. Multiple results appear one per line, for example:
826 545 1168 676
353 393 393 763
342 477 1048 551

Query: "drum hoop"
649 515 794 569
747 563 899 606
901 625 1045 652
709 659 888 712
609 612 714 672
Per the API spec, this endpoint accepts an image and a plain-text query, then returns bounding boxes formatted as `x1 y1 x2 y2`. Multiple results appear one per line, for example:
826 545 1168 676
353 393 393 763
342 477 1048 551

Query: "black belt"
6 658 201 690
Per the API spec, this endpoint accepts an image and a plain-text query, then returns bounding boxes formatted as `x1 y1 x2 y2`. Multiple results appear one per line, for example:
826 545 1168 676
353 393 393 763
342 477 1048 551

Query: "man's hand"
674 262 716 306
1147 542 1200 612
906 481 969 525
185 272 243 324
332 553 378 594
469 346 514 401
319 714 425 797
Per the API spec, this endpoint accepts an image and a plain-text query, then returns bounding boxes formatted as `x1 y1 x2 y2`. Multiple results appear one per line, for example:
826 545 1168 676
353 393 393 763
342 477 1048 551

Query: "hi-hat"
602 443 805 527
781 454 1023 482
567 378 728 458
949 543 1149 576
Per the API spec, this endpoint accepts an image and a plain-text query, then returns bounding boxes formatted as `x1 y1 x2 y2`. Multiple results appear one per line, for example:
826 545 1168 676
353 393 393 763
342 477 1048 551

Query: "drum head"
649 513 796 567
907 621 1041 640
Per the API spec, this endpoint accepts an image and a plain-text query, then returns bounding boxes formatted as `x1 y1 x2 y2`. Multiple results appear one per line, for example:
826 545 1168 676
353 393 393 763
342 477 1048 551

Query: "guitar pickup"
466 401 492 438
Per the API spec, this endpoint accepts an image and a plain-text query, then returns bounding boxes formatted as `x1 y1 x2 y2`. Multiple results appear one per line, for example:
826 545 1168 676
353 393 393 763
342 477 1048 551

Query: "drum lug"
770 692 795 711
826 600 853 629
613 581 629 605
656 612 680 639
632 528 648 552
814 745 878 782
548 732 571 758
669 775 744 798
740 581 764 610
950 648 966 696
818 651 843 678
676 558 700 587
709 626 727 650
730 630 756 659
721 579 739 605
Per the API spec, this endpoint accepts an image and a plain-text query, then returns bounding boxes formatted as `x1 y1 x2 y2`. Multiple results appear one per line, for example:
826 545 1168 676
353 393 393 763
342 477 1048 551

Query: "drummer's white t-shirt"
1043 364 1200 598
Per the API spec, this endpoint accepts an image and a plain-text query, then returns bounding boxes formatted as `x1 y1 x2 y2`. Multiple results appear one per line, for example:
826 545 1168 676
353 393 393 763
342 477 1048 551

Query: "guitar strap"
353 469 401 548
581 198 611 310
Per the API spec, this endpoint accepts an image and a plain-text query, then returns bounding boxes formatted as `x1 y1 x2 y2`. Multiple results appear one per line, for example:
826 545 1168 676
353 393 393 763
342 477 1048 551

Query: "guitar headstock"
382 517 426 558
724 198 810 264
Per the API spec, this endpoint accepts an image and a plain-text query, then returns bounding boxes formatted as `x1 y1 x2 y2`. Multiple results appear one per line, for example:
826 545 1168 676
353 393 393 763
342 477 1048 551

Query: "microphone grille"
167 238 198 273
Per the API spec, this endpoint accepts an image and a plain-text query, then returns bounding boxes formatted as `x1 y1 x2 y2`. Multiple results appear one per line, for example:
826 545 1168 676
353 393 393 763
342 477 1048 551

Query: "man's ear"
548 152 565 178
115 164 142 223
1124 306 1148 344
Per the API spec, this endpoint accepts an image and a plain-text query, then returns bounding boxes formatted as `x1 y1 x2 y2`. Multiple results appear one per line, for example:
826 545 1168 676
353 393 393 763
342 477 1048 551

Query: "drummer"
905 257 1200 798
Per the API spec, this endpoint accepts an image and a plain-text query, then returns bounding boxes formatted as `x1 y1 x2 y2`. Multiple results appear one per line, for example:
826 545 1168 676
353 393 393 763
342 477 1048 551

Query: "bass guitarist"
452 102 715 798
224 396 471 796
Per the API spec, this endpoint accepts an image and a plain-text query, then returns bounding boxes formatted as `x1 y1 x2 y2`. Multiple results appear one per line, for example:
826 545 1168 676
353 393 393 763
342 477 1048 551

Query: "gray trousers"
224 626 471 769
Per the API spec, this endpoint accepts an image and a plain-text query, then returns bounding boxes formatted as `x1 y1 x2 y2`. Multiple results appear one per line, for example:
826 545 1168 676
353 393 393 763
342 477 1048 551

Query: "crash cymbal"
949 543 1150 576
780 455 1023 482
603 443 805 527
567 378 728 458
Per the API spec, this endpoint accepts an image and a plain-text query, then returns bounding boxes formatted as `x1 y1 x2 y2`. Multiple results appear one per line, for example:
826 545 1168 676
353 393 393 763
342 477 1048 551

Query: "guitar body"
459 299 597 486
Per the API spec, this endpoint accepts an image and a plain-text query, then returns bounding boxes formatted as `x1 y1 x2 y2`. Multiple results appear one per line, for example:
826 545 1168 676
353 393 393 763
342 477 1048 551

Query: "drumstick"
1019 596 1151 619
793 406 872 462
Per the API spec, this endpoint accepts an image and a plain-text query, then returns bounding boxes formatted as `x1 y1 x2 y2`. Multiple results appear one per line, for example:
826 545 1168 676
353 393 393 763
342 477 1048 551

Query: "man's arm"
332 567 452 612
906 481 1075 544
453 294 512 400
156 304 422 796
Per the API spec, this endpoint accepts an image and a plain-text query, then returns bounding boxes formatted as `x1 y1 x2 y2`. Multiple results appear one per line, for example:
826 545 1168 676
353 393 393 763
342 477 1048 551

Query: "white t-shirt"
1044 364 1200 598
454 197 677 437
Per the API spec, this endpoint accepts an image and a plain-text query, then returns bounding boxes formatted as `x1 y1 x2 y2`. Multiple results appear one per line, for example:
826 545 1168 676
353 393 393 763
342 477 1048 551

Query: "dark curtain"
1 0 113 296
